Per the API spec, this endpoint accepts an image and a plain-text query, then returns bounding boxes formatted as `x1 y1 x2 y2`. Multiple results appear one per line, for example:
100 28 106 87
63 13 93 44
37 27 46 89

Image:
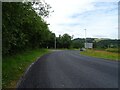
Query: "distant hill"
72 38 119 49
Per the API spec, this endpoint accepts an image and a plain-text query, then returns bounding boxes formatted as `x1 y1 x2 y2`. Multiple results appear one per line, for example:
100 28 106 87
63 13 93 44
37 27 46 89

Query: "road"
17 50 118 88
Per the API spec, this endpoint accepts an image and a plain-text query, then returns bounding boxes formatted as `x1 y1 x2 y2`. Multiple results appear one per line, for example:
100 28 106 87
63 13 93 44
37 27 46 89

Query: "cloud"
44 0 119 39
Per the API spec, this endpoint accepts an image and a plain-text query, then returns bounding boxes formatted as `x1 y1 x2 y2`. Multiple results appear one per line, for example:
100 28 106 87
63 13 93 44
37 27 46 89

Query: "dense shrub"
2 2 52 56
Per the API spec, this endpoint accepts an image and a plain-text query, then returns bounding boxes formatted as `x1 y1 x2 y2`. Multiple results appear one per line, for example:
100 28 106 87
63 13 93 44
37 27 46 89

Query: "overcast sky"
44 0 119 39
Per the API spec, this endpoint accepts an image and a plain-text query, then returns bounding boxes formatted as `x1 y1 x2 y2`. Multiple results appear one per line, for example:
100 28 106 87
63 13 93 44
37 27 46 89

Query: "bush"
105 48 119 53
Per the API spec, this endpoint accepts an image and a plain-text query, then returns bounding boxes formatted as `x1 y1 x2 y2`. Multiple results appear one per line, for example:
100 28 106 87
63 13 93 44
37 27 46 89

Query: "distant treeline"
94 39 119 49
72 38 120 49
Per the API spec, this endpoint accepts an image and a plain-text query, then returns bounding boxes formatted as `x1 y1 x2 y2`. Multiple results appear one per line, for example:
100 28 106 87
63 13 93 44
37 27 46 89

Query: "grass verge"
105 48 119 53
80 49 119 61
2 49 51 88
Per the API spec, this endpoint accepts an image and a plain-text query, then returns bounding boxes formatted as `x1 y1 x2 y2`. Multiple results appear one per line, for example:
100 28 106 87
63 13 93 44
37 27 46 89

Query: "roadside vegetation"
2 49 50 88
3 2 53 56
80 48 119 61
2 2 74 88
2 2 53 88
105 48 119 53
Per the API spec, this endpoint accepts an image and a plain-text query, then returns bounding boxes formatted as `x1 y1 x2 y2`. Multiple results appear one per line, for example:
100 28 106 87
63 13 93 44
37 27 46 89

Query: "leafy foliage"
72 38 84 49
95 39 119 49
32 1 53 17
56 34 72 48
71 38 119 49
2 2 52 56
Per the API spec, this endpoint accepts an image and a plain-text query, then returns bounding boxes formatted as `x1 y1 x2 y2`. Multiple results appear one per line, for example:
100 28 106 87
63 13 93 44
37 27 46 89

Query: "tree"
72 38 84 49
32 1 53 17
95 39 119 49
61 34 72 48
2 2 52 56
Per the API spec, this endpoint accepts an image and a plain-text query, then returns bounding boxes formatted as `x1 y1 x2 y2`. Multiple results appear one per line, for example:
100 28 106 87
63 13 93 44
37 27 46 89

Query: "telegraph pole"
85 29 86 42
55 34 56 49
84 29 87 48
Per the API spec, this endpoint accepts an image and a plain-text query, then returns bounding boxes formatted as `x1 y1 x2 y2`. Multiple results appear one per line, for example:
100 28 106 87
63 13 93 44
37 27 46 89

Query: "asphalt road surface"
17 50 118 88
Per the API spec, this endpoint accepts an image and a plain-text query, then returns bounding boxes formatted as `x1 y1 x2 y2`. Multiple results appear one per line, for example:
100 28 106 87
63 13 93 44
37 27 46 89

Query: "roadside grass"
2 49 51 88
80 49 119 61
105 48 119 53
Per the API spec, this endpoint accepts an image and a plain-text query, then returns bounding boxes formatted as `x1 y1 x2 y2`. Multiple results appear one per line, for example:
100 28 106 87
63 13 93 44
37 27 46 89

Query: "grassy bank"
105 48 119 53
2 49 51 88
80 49 119 61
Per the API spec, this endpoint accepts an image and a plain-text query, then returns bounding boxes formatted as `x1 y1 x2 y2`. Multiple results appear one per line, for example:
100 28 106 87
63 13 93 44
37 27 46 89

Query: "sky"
44 0 119 39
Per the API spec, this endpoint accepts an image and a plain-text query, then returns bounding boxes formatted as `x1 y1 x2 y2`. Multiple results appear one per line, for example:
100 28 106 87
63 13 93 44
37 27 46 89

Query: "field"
2 49 50 88
80 49 119 61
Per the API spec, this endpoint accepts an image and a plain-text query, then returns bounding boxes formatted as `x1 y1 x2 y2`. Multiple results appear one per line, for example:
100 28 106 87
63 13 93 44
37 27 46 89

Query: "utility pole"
46 23 50 49
85 29 86 42
55 34 56 49
84 29 87 48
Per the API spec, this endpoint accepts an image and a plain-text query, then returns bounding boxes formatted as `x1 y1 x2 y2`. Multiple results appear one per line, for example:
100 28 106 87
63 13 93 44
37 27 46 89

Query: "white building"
85 43 93 49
